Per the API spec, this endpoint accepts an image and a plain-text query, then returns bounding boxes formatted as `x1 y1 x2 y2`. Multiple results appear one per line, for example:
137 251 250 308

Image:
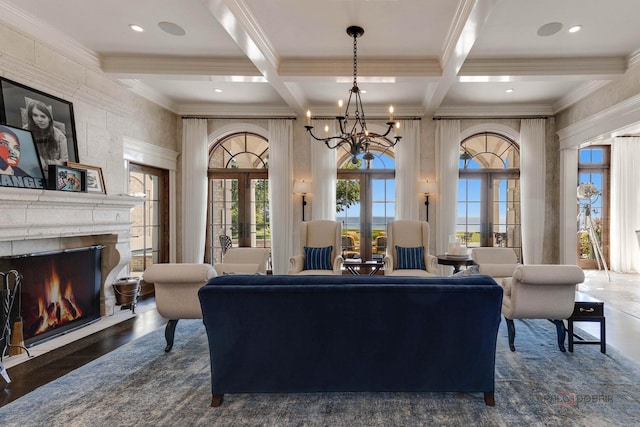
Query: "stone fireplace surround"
0 187 143 317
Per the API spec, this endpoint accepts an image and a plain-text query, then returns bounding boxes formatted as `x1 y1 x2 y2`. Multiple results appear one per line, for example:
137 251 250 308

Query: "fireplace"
0 187 144 320
1 246 103 347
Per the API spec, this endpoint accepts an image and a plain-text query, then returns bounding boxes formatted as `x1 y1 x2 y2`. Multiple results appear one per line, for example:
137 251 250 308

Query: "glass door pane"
371 178 394 260
337 178 361 259
491 177 521 252
251 178 270 250
209 178 238 263
457 178 482 247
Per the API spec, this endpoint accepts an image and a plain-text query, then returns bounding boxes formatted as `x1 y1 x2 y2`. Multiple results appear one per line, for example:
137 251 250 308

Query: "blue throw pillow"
396 246 426 270
304 246 333 270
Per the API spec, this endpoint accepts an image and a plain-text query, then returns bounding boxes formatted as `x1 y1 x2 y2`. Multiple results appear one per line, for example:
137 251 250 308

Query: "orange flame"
35 264 83 334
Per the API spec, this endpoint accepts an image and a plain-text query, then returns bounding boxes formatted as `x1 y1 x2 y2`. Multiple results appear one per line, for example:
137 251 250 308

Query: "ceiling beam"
423 0 499 115
203 0 307 114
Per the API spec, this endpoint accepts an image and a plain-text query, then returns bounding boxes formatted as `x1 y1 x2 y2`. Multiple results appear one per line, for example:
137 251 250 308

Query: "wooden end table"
567 292 606 354
436 254 474 273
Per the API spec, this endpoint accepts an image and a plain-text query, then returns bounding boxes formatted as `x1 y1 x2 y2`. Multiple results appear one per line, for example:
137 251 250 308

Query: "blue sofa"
198 274 503 407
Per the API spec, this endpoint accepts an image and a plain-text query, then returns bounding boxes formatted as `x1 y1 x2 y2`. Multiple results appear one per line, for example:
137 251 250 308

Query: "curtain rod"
433 116 548 120
311 116 422 121
181 116 297 120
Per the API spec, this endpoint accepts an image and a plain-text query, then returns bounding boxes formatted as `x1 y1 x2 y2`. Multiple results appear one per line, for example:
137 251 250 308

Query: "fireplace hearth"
1 246 103 348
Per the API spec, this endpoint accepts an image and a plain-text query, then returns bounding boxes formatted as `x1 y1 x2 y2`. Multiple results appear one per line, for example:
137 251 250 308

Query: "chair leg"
552 319 566 352
211 394 224 407
164 319 179 352
505 317 516 351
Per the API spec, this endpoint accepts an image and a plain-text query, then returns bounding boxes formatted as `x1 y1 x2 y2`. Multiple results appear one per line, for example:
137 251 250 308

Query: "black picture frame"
0 77 79 175
48 165 87 192
0 124 46 189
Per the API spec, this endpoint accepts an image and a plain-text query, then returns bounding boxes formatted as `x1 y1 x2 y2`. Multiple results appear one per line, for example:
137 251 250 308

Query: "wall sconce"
418 180 437 222
293 180 312 221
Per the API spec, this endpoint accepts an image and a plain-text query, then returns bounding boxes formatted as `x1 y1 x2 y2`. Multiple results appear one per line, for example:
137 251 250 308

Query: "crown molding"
102 55 261 77
0 54 133 117
552 80 611 113
0 0 101 71
123 136 178 171
434 104 553 118
117 79 178 114
627 49 640 69
460 57 626 77
177 103 295 117
279 58 441 78
557 92 640 149
306 104 425 118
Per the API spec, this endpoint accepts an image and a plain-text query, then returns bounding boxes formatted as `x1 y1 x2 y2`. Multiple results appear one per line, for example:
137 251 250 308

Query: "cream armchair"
215 247 270 275
383 220 437 276
501 264 585 352
288 220 344 275
142 263 216 352
471 247 519 281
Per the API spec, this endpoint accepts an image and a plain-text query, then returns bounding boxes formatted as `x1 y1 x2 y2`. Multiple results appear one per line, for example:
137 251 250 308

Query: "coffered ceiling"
1 0 639 118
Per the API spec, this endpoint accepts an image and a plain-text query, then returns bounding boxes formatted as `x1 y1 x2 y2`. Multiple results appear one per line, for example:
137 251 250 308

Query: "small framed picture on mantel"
67 162 106 194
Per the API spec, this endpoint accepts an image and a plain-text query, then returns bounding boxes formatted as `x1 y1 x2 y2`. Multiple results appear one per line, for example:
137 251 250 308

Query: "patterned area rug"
0 318 638 426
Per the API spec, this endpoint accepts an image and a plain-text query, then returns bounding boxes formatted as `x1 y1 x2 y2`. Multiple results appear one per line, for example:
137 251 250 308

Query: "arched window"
206 132 269 265
458 132 521 258
336 148 395 263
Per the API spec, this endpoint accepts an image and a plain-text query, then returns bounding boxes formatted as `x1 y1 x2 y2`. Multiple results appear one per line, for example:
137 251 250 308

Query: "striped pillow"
304 246 333 270
396 246 426 270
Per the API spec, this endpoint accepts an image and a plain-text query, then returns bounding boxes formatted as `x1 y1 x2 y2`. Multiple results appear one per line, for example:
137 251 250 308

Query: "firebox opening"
1 245 103 348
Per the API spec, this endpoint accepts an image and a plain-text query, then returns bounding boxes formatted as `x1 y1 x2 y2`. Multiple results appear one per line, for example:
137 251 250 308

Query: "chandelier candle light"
305 26 401 164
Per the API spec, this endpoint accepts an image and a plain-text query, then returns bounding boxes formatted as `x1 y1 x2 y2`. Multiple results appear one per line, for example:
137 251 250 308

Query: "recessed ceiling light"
158 21 186 36
568 25 583 33
129 24 144 32
360 89 367 94
214 88 222 93
505 88 514 93
537 22 562 37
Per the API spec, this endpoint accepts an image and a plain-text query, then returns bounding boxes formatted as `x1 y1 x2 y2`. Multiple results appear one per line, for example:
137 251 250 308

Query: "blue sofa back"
198 275 502 398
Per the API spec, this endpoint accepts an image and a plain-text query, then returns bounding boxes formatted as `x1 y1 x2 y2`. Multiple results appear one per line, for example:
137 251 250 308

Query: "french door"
337 171 394 261
457 172 521 257
207 170 270 264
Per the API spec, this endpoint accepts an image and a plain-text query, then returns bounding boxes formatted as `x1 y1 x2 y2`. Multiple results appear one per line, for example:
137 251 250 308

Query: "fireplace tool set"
1 269 30 386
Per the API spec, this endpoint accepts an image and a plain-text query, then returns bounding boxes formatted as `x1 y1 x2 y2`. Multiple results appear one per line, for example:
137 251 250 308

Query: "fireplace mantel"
0 187 144 315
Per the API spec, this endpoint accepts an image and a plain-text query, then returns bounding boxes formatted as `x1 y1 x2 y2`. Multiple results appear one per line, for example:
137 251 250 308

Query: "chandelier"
304 26 401 165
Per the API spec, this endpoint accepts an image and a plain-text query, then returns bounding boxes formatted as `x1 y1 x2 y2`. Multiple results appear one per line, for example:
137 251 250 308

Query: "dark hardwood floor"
0 297 165 408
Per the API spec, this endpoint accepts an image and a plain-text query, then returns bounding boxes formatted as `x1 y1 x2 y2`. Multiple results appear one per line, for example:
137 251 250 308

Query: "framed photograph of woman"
67 162 106 194
0 77 79 175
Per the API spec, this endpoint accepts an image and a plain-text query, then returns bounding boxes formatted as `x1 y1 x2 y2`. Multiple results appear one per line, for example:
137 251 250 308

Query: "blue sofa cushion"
304 246 333 270
396 246 425 270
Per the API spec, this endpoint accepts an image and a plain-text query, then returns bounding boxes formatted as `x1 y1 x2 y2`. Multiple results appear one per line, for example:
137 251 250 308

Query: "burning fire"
34 265 83 334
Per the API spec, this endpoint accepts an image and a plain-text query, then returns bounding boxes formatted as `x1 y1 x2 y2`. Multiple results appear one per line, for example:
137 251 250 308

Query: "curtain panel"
311 119 337 220
520 119 546 264
610 137 640 273
268 120 294 274
435 120 460 255
181 118 209 263
395 120 421 220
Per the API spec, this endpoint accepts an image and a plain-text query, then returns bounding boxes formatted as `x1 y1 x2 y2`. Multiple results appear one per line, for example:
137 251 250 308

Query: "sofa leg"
164 319 179 352
211 394 224 407
552 319 566 352
484 392 495 406
505 317 516 351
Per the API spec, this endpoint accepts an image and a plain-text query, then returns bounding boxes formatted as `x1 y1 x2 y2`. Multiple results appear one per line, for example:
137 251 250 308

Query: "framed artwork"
48 165 87 192
0 124 46 189
0 77 79 175
67 162 106 194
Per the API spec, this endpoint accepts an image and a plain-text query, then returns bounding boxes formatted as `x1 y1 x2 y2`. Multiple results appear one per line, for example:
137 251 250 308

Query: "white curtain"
268 119 294 274
311 119 337 219
181 118 209 263
435 120 460 255
610 137 640 272
395 120 421 220
520 119 546 264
